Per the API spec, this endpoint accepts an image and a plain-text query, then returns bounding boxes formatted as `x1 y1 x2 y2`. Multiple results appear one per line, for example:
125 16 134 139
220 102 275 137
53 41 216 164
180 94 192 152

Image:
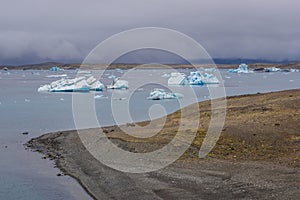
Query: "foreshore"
26 89 300 199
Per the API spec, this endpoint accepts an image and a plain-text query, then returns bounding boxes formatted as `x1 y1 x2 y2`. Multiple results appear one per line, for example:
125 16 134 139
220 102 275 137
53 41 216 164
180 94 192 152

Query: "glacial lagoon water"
0 69 299 199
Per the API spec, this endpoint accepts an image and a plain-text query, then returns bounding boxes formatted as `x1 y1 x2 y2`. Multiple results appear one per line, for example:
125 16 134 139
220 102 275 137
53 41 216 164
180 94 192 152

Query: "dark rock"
254 68 265 72
22 132 29 135
103 129 109 133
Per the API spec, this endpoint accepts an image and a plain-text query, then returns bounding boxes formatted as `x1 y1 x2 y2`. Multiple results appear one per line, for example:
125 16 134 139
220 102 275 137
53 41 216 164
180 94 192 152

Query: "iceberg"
49 66 63 71
168 71 220 85
147 88 183 100
228 64 253 73
168 72 188 85
38 76 104 92
107 78 128 89
264 67 281 72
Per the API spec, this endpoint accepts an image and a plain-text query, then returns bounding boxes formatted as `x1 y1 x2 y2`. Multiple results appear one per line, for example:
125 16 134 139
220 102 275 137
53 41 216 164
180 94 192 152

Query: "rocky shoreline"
26 89 300 199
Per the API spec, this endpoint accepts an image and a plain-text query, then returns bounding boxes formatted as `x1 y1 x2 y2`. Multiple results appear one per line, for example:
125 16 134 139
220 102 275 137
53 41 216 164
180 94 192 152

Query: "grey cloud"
0 0 300 64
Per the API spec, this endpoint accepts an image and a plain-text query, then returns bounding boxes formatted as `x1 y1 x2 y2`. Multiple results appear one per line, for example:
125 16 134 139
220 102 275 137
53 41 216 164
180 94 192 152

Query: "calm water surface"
0 69 299 199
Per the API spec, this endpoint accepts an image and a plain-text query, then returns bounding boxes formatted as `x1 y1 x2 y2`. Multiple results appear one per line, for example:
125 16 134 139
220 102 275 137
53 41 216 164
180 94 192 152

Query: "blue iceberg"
168 71 220 85
49 66 63 71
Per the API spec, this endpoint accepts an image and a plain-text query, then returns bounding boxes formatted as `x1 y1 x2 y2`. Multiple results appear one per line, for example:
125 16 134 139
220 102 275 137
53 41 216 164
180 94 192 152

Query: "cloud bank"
0 0 299 64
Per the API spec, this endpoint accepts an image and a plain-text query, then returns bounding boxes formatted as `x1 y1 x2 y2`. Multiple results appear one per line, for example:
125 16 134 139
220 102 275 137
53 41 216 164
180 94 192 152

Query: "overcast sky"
0 0 300 65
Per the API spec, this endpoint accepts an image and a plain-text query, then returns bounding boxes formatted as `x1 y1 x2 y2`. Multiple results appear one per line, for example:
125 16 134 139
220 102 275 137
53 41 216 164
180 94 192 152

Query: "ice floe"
255 67 299 73
46 74 68 78
147 88 183 100
228 64 254 74
77 70 92 74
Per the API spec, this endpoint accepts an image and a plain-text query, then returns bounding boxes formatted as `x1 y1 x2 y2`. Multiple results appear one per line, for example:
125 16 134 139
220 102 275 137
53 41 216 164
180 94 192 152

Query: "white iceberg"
264 67 281 72
168 72 188 85
147 88 183 100
228 64 253 73
38 76 104 92
107 78 128 89
46 74 68 78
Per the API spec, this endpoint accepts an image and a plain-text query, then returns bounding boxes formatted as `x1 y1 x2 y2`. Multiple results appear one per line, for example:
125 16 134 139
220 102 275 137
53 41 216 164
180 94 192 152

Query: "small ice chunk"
94 95 108 99
60 98 64 101
161 73 170 78
108 75 117 79
25 99 30 102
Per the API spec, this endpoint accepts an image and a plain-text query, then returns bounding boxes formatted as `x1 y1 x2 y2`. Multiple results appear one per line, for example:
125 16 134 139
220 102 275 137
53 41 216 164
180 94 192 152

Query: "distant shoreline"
2 62 300 70
26 89 300 200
